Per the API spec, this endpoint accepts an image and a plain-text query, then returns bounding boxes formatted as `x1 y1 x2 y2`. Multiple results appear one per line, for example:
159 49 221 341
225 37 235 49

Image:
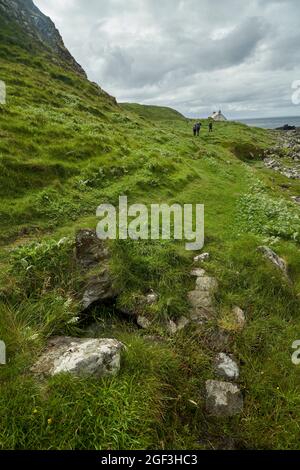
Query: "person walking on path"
209 121 213 133
196 122 202 136
193 124 197 137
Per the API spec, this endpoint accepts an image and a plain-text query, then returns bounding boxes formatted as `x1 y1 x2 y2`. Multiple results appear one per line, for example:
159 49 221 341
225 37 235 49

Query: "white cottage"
210 110 227 121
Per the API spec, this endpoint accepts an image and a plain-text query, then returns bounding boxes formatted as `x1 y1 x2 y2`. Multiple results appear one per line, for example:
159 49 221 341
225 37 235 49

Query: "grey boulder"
206 380 243 417
32 336 124 378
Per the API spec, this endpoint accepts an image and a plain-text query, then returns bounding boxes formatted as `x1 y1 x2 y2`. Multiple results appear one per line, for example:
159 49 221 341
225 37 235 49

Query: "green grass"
0 9 300 450
120 102 187 121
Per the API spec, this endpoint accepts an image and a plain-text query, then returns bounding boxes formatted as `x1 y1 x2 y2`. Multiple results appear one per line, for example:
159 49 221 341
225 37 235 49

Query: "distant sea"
237 116 300 129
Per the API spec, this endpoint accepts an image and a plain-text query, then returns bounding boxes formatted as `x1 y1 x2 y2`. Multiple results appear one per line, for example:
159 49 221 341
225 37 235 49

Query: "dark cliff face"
0 0 86 76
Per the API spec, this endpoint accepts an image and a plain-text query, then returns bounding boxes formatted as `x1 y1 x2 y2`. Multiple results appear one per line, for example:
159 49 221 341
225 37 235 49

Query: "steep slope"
0 0 85 75
0 0 300 452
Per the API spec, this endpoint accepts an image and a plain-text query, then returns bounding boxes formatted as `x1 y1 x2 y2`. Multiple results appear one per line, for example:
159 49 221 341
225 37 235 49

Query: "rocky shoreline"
263 129 300 180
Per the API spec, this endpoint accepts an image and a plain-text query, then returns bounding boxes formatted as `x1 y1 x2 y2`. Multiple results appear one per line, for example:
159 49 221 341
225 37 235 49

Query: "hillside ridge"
0 0 86 76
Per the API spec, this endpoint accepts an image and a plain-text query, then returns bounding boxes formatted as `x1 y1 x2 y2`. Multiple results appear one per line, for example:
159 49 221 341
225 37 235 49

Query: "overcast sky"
34 0 300 119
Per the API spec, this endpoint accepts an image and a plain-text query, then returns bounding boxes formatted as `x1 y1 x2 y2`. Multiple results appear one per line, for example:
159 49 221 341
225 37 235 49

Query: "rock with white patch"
205 380 243 417
31 337 124 378
194 253 210 263
146 292 158 305
215 353 239 380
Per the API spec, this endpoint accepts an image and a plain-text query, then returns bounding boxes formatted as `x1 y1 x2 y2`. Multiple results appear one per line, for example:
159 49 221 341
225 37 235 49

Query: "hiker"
209 121 213 132
196 122 202 136
193 124 197 137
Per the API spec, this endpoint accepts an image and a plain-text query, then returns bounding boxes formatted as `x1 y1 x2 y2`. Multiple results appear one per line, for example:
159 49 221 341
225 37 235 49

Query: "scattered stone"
167 316 190 335
188 290 214 309
205 380 243 417
146 292 158 305
137 316 152 330
188 272 218 323
232 306 246 331
258 246 288 276
31 337 124 378
188 290 215 322
194 253 210 263
195 276 218 291
168 320 178 335
190 268 206 277
215 353 239 381
211 329 233 351
291 196 300 205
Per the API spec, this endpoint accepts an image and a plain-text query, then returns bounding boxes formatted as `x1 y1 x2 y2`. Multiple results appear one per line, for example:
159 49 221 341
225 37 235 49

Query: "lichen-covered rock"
215 353 239 380
31 337 124 378
206 380 243 417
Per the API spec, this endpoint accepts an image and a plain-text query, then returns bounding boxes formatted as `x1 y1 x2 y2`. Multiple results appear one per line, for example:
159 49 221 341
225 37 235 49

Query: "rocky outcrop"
31 336 124 378
0 0 86 76
263 131 300 178
75 229 118 310
258 246 288 277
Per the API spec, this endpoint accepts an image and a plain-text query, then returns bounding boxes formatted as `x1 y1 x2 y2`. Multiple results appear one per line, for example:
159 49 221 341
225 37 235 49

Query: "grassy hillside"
120 102 187 121
1 3 300 451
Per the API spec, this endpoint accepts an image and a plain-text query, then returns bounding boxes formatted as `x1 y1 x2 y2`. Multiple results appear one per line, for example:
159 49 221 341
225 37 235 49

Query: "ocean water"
237 116 300 129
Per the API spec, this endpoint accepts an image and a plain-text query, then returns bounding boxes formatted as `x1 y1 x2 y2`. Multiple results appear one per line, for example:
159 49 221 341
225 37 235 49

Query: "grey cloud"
34 0 300 118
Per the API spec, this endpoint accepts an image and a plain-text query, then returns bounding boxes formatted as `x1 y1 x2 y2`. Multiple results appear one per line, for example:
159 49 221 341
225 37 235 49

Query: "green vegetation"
0 8 300 451
120 102 187 121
